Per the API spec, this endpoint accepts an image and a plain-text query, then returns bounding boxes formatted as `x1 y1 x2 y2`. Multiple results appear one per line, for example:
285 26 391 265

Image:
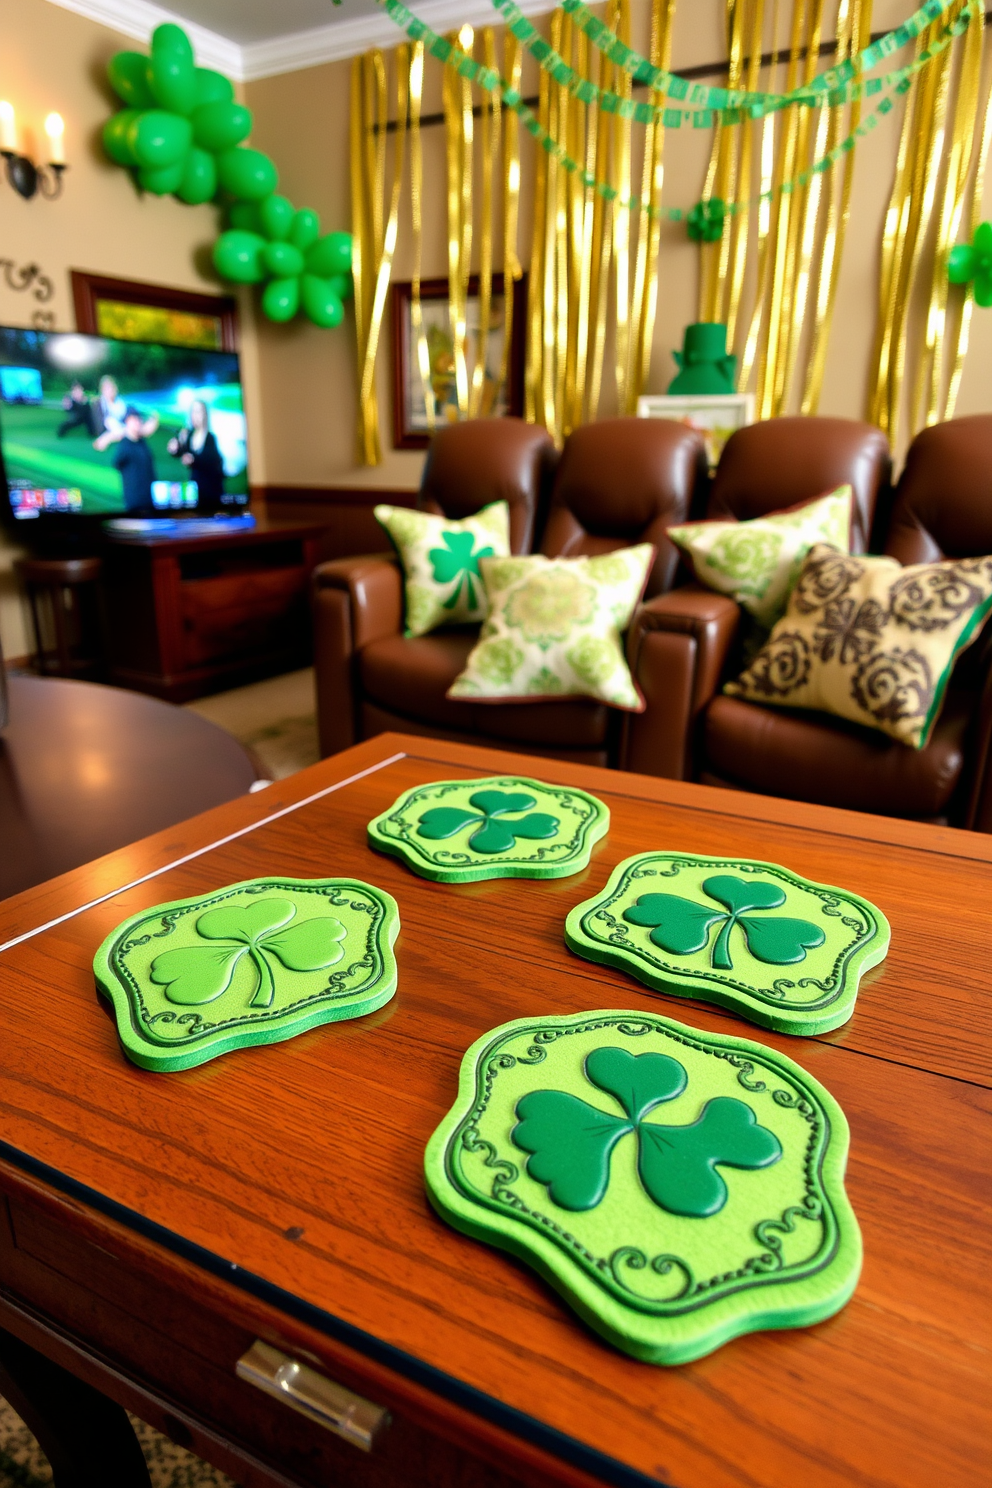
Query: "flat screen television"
0 326 249 534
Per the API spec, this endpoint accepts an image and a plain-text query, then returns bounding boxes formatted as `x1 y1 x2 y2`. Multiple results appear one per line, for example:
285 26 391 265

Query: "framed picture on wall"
71 270 239 352
637 392 755 469
391 274 527 450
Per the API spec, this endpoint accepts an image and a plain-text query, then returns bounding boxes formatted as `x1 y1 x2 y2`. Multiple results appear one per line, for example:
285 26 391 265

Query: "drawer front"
1 1197 523 1488
179 568 308 667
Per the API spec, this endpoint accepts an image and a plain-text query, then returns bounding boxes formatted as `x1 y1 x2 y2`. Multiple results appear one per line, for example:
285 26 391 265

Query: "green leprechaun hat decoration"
668 323 737 396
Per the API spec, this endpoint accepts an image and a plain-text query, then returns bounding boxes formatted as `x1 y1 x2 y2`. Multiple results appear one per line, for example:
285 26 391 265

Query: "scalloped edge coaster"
367 775 609 882
565 852 889 1035
425 1008 862 1365
94 876 400 1072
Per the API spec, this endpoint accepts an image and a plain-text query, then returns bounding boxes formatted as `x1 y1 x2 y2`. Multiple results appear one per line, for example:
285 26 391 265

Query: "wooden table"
0 675 261 900
0 733 987 1488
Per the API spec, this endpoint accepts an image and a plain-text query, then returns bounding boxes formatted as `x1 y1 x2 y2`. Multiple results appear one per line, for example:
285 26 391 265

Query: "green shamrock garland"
102 23 353 328
948 221 992 307
686 198 727 243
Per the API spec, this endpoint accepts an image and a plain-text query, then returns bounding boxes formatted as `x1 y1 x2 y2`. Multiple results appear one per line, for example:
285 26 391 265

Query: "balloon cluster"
215 197 353 328
103 25 274 204
102 23 353 328
948 222 992 308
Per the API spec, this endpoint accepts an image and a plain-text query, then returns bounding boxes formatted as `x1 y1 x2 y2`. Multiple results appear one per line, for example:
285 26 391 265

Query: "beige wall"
245 0 992 493
0 0 264 659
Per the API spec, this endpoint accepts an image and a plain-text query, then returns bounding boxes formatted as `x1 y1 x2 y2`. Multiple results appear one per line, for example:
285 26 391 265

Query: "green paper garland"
687 200 726 244
102 23 353 329
948 222 992 307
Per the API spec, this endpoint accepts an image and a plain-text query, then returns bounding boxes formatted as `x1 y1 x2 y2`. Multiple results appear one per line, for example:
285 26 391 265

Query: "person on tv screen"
111 407 157 512
57 381 95 438
91 376 127 446
167 398 224 504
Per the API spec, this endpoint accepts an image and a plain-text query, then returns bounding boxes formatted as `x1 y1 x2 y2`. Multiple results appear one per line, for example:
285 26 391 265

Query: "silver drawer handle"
236 1341 389 1452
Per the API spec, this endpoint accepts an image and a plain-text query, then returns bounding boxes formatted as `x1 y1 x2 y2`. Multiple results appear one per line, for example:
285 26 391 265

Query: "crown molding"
45 0 553 80
45 0 243 75
238 0 553 79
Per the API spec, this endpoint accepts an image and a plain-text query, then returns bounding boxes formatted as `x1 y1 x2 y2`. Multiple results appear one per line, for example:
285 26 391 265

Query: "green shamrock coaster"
94 877 400 1072
367 776 609 883
425 1009 861 1364
565 853 889 1034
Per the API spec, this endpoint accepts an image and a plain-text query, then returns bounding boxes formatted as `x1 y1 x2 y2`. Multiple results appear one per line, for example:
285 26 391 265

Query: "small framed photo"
391 274 527 450
636 392 755 469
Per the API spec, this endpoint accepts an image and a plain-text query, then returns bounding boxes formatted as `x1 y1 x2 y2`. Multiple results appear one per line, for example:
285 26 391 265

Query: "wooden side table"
14 555 105 681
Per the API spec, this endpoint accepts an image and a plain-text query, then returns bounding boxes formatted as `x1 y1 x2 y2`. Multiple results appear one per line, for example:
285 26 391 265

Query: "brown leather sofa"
626 413 992 828
312 416 707 767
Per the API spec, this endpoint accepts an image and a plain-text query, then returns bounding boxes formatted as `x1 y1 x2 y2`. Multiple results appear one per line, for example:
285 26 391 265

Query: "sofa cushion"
360 632 610 745
703 691 970 818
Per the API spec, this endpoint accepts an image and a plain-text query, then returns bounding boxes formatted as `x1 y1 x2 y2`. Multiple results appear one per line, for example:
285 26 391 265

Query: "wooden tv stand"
100 512 337 702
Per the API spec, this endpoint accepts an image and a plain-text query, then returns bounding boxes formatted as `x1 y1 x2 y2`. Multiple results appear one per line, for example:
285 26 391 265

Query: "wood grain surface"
0 733 989 1488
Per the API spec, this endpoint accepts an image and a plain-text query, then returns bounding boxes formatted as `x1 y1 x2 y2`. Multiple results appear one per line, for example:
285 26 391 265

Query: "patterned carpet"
0 1396 237 1487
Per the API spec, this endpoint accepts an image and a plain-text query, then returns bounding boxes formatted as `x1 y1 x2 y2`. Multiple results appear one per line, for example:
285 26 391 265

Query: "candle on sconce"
44 113 65 165
0 101 16 153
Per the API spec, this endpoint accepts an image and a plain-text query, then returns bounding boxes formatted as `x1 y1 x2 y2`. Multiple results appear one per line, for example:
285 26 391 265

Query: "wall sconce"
0 103 66 200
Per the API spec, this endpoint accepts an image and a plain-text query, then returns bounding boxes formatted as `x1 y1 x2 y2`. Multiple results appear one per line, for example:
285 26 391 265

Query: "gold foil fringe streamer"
409 41 435 433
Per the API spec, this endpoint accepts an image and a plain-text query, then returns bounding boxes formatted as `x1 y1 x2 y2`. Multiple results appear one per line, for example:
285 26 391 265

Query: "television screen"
0 327 249 523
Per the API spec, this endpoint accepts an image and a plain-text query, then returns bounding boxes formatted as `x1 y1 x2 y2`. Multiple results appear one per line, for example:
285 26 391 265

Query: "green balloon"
150 49 196 115
177 147 217 205
229 201 262 232
305 231 352 278
138 160 185 195
260 194 295 241
262 277 300 322
103 109 140 167
217 147 278 201
289 209 321 252
130 110 192 169
108 52 155 110
193 68 234 109
301 275 344 328
213 230 267 284
192 100 252 152
263 240 305 277
328 271 354 303
152 23 194 62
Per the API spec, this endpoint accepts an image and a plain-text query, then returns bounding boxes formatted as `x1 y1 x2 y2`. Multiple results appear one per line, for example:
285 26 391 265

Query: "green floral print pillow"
667 486 853 630
374 500 511 638
448 545 655 712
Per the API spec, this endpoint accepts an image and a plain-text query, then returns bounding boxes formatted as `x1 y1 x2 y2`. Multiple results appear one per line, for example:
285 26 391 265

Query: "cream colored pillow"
667 486 853 630
374 500 510 638
448 545 655 711
726 543 992 748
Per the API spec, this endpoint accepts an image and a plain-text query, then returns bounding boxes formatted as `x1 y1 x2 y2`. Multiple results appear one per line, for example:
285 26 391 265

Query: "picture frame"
71 270 239 352
636 392 755 469
391 274 527 450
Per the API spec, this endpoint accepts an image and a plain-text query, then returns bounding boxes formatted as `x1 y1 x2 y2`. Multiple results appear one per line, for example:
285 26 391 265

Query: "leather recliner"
312 416 707 767
627 413 992 828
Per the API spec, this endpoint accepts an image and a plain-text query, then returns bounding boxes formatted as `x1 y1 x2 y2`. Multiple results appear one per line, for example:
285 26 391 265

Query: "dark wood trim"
390 274 527 451
260 486 419 508
70 271 240 353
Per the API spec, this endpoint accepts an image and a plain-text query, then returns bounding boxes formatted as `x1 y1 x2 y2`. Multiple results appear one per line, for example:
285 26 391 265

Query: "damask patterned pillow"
726 543 992 748
447 545 655 711
374 501 511 638
666 486 853 630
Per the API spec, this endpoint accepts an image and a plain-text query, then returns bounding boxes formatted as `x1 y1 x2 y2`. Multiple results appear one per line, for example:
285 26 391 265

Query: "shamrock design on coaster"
150 898 347 1009
623 875 825 972
429 531 494 612
566 853 889 1035
417 790 558 855
513 1047 782 1217
368 775 609 883
94 876 400 1072
425 1010 862 1364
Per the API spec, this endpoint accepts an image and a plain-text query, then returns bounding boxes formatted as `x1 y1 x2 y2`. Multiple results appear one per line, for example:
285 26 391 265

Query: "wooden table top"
0 733 988 1488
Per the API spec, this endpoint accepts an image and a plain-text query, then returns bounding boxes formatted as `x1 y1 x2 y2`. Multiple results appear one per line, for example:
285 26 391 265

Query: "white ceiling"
49 0 553 79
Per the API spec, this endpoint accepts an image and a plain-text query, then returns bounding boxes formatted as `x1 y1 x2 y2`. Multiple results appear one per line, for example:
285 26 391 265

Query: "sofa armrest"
311 555 403 757
622 584 742 778
961 630 992 831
